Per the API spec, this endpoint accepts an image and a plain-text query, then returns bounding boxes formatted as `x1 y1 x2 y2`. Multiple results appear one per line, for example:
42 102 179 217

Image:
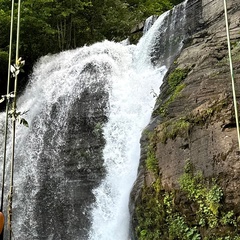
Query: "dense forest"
0 0 182 97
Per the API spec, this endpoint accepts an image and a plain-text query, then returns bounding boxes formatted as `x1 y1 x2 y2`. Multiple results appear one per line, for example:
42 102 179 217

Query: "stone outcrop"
32 82 109 239
130 0 240 238
10 60 110 240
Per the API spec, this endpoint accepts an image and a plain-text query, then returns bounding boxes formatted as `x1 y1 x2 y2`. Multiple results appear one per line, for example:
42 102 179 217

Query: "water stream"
0 1 188 239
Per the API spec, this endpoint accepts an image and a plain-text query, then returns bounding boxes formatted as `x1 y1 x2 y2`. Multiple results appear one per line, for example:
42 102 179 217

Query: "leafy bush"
135 161 240 239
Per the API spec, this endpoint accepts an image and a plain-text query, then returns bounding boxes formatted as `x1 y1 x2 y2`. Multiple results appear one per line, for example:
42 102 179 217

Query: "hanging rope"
223 0 240 151
8 0 22 239
0 1 15 240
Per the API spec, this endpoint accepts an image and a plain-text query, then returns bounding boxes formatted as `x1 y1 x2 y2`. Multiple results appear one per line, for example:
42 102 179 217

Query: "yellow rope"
8 0 22 239
0 1 15 240
7 187 12 232
1 0 15 214
223 0 240 151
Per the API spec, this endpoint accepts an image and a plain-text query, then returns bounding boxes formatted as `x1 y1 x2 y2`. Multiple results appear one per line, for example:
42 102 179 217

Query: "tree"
0 0 185 103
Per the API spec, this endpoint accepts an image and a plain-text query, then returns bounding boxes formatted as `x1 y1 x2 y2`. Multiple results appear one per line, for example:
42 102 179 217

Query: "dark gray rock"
33 86 108 239
148 0 202 68
129 0 240 238
7 60 111 240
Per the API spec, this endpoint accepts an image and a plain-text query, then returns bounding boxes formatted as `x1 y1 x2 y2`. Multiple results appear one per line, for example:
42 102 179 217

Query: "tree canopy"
0 0 183 99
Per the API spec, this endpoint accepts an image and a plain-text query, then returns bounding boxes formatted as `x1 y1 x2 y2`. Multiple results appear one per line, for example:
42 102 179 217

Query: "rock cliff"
130 0 240 239
8 57 111 240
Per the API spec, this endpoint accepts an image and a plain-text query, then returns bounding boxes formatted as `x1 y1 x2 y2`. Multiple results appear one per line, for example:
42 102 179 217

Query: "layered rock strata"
130 0 240 238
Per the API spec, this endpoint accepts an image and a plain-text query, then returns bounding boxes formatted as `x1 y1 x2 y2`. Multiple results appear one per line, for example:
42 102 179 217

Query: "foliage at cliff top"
0 0 183 69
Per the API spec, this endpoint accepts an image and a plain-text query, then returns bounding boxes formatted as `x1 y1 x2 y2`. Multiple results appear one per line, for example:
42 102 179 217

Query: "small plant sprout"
8 109 29 127
0 92 15 103
150 89 158 98
10 57 25 77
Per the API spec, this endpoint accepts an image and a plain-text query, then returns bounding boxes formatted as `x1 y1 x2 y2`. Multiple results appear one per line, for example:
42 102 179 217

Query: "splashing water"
88 1 188 238
0 1 188 239
88 47 166 240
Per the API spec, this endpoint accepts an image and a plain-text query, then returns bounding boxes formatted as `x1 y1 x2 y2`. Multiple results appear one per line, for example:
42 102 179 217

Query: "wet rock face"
32 79 109 239
149 0 202 68
130 0 240 238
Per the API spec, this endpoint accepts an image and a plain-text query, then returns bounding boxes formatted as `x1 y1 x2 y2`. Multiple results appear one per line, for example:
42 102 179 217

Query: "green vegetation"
0 51 8 87
159 83 186 116
0 0 184 102
157 96 229 143
168 68 190 92
135 176 166 240
145 131 159 176
159 117 190 143
180 162 224 229
0 1 183 62
92 122 103 138
135 161 240 240
230 41 240 62
159 67 190 116
218 41 240 65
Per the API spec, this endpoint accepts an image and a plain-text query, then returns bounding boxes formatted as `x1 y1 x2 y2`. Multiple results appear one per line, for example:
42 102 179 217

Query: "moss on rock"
135 161 240 240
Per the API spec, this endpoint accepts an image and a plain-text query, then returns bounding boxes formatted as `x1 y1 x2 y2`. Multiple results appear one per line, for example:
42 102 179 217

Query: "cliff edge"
130 0 240 239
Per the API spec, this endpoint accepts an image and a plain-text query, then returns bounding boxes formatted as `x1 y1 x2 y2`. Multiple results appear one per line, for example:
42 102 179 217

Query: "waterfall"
143 15 158 34
88 1 188 239
88 41 166 240
0 1 188 239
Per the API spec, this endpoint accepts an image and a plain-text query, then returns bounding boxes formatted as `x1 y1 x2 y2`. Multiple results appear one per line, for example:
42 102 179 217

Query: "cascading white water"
0 1 188 239
88 1 188 238
0 42 148 240
143 15 159 34
88 44 166 240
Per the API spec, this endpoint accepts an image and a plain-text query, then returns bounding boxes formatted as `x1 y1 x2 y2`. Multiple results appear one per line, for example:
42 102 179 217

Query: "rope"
0 1 15 240
223 0 240 151
1 0 15 213
8 0 22 239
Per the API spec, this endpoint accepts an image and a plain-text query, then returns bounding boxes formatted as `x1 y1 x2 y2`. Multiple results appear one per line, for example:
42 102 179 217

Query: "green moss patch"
145 131 159 176
159 67 190 117
168 68 190 92
157 96 230 143
135 161 240 240
158 117 190 143
159 83 186 117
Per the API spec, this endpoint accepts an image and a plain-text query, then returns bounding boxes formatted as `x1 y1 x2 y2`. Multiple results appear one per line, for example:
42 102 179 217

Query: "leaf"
8 109 14 115
0 97 5 103
10 65 15 73
9 93 15 98
15 69 20 76
19 118 29 127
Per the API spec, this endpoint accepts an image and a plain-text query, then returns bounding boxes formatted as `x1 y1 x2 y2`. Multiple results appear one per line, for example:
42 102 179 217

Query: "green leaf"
19 117 29 127
0 97 5 103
